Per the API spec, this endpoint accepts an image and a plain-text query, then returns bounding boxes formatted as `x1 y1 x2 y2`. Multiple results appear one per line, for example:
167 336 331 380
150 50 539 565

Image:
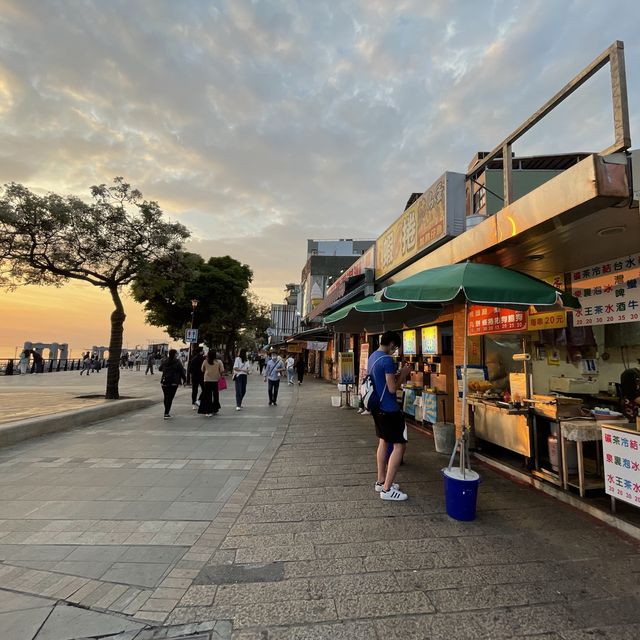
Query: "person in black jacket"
189 347 206 410
159 349 187 419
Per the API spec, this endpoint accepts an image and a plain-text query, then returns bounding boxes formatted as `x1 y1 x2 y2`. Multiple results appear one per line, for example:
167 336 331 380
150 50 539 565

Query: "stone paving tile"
233 598 337 629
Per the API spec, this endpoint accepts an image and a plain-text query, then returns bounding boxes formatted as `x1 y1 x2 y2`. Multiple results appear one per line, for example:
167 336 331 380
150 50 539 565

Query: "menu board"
421 326 440 354
468 305 527 336
403 329 417 355
602 425 640 509
338 352 355 384
571 254 640 326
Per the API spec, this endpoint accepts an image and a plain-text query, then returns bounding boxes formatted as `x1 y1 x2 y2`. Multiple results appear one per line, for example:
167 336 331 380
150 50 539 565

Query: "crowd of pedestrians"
156 347 308 418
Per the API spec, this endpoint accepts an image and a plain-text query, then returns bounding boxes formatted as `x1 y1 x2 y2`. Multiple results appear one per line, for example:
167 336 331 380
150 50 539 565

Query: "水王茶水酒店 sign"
375 172 465 280
571 254 640 326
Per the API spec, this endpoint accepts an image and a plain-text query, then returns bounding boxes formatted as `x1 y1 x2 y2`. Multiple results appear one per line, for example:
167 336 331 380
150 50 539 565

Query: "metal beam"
468 41 631 184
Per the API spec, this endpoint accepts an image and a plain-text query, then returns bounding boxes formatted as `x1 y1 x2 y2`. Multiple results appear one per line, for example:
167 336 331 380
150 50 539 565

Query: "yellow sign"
421 326 439 354
528 310 567 331
376 175 446 278
403 329 417 355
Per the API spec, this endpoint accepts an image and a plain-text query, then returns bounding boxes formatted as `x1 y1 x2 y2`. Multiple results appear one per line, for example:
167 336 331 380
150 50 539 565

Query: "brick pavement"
1 377 640 638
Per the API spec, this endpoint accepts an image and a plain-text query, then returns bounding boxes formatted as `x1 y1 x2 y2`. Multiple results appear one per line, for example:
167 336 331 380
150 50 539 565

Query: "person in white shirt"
233 348 251 410
286 355 295 385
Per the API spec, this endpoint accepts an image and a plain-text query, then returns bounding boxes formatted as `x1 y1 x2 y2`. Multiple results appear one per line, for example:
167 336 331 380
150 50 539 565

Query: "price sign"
602 425 640 509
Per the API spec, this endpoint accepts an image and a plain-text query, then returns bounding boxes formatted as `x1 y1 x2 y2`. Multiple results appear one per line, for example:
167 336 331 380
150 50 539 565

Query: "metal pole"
461 300 469 475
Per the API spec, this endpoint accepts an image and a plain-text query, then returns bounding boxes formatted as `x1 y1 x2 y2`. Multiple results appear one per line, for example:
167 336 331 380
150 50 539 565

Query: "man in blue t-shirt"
367 331 412 501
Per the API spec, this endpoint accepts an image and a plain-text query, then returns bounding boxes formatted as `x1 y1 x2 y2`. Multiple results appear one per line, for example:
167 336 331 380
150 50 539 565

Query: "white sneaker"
236 407 241 411
375 482 399 493
356 408 364 414
361 410 371 416
380 487 408 501
192 404 197 411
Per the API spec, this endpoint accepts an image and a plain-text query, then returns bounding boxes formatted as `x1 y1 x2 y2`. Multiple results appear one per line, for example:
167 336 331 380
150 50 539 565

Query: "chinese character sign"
571 254 640 327
602 426 640 509
468 305 528 336
527 310 567 331
358 343 369 385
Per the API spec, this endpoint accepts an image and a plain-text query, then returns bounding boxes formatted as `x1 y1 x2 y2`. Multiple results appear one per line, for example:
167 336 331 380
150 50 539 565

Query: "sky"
1 0 639 356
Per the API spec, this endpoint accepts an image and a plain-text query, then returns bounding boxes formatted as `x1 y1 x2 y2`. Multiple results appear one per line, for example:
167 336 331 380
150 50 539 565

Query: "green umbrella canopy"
324 296 443 333
382 263 580 309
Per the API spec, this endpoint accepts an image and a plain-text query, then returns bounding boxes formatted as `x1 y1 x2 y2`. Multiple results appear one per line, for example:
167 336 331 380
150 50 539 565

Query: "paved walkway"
0 369 157 424
1 378 639 639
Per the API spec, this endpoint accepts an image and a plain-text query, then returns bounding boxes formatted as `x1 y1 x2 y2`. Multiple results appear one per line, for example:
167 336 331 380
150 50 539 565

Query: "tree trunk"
106 285 126 399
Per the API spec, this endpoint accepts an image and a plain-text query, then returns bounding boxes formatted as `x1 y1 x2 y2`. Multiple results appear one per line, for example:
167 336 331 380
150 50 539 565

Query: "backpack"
360 354 390 411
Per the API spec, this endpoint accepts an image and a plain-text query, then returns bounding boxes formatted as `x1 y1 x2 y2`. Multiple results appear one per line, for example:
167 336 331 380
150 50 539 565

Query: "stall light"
527 254 544 261
597 225 626 237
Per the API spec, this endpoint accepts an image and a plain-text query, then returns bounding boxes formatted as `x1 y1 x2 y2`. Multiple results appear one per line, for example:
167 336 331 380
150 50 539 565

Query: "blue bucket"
442 468 481 521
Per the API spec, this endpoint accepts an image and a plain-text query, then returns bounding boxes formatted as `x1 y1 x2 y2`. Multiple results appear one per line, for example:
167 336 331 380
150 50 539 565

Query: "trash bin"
331 396 341 407
442 467 481 521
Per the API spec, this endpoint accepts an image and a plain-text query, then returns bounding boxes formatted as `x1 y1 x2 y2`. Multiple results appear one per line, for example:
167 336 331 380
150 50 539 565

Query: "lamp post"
187 299 199 384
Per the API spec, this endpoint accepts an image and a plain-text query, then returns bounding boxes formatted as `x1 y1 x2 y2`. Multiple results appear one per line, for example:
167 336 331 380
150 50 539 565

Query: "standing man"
264 352 284 406
145 352 156 375
286 353 295 385
367 331 412 501
189 347 206 410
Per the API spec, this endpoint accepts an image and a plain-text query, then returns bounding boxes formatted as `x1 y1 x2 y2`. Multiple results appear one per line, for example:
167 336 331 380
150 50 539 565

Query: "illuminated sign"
421 326 440 354
403 330 417 355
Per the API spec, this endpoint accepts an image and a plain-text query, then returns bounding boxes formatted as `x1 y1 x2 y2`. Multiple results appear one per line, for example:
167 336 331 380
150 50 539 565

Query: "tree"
0 178 190 398
132 252 261 364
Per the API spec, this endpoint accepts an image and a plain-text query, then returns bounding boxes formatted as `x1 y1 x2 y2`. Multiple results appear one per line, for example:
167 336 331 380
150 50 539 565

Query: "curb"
0 397 157 448
473 451 640 543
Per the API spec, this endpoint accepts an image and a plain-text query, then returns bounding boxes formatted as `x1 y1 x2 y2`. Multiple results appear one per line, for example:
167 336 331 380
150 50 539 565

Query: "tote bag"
218 375 227 391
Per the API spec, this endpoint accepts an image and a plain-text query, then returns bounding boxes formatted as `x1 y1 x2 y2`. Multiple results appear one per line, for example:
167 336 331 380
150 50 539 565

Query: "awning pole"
461 299 469 476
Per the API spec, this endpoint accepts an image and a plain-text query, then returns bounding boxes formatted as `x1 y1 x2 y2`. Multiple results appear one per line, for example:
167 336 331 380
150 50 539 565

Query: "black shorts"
372 409 408 444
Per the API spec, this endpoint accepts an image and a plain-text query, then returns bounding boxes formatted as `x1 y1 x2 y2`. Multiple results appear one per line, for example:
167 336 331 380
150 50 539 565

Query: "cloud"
0 0 639 353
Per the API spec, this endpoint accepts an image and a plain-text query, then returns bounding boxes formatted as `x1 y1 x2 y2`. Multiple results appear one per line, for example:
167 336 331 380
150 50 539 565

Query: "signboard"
307 341 328 351
338 352 355 384
375 172 465 279
423 392 438 424
543 274 565 290
403 329 417 355
468 305 527 336
326 246 375 296
527 310 567 331
571 253 640 327
358 343 369 385
421 326 440 355
185 328 199 344
602 425 640 509
287 343 303 353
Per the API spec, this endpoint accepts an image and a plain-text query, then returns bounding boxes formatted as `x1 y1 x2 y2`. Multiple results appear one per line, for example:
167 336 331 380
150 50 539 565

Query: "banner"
571 254 640 327
358 344 369 385
468 305 527 336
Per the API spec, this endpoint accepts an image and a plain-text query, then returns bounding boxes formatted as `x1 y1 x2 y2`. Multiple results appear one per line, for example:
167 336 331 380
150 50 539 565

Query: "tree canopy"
0 177 190 398
132 252 270 361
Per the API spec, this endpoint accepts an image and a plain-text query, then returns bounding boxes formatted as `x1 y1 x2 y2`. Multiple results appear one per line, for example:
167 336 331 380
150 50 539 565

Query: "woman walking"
159 349 186 419
199 350 225 417
296 355 306 386
233 348 251 411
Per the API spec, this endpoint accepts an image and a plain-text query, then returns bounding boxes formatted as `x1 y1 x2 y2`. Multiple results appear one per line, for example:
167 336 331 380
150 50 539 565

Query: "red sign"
468 305 527 336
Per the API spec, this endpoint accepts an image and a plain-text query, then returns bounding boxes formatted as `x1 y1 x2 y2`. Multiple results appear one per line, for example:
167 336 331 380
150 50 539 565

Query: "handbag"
218 376 228 391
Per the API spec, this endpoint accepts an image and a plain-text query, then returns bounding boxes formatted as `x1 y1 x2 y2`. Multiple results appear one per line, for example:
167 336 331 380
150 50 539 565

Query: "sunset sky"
1 0 639 355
